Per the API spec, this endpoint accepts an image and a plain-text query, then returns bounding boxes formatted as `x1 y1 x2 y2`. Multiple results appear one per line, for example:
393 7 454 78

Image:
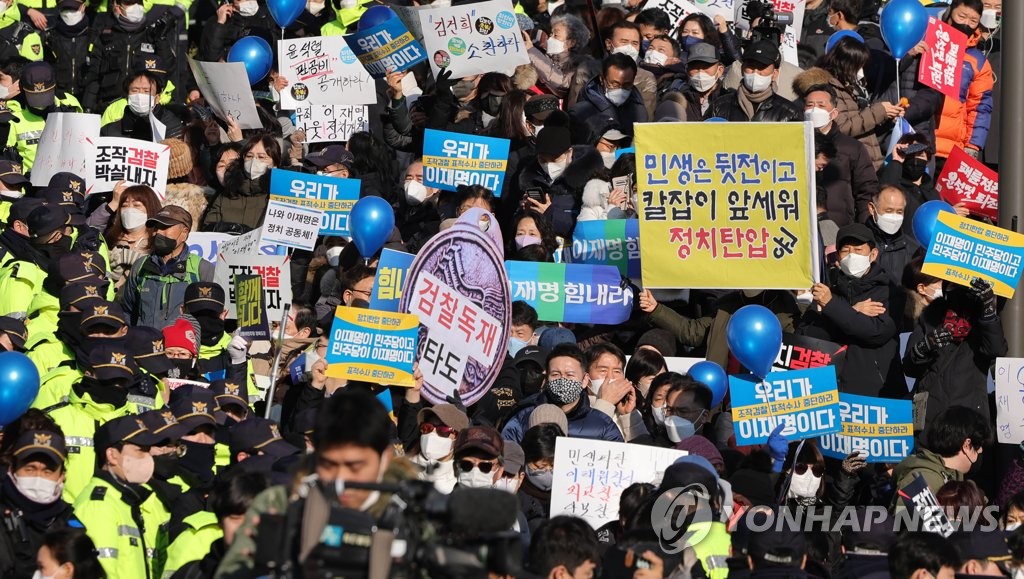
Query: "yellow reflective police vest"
74 474 158 579
6 94 82 171
162 510 222 578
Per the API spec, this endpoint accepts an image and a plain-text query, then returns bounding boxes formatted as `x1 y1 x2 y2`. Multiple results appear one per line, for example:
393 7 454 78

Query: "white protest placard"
31 113 100 188
278 36 376 110
92 137 170 196
645 0 700 33
150 114 166 142
214 254 293 319
187 230 279 263
418 0 530 78
260 198 324 251
694 0 734 21
295 104 368 143
995 358 1024 444
551 438 687 529
188 58 263 130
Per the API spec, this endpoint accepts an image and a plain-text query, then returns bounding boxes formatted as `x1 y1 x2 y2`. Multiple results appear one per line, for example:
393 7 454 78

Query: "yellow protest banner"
634 122 817 289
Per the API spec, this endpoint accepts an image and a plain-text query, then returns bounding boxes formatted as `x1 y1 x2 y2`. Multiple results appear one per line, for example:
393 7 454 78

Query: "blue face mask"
508 336 528 358
682 35 702 48
641 38 651 53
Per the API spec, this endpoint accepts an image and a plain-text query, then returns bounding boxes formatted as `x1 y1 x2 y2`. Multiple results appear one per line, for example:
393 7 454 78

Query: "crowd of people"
0 0 1010 576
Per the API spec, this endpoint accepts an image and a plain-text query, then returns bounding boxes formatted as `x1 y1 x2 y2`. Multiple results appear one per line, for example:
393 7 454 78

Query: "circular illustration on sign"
495 10 516 29
475 16 494 35
339 45 358 64
448 37 467 56
433 50 451 68
290 83 309 101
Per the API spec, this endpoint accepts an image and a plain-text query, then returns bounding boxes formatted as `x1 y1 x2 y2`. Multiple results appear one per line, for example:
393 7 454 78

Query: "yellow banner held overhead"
634 122 818 290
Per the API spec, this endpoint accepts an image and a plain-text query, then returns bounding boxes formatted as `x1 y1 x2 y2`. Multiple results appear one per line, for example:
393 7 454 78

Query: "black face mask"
193 314 225 346
38 235 73 260
950 20 978 38
179 440 216 488
902 157 928 181
151 233 178 256
167 358 199 380
481 94 504 116
153 452 180 480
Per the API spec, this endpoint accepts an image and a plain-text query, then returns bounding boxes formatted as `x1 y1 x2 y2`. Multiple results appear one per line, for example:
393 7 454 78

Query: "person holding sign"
524 14 599 108
99 70 183 141
198 0 275 63
879 134 943 242
201 135 280 234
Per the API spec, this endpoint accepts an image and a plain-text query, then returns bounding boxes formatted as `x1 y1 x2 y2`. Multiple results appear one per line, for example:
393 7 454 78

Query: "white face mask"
588 376 605 397
929 286 943 302
839 252 872 278
121 452 154 484
743 71 773 93
546 37 566 56
307 0 324 14
120 207 147 230
643 49 668 66
0 83 8 101
856 68 865 81
690 71 718 93
339 0 357 8
1007 521 1021 532
612 44 639 62
0 187 23 199
60 9 84 26
457 466 495 488
127 93 153 116
11 473 62 504
787 470 822 498
981 9 999 29
601 151 616 169
665 415 695 443
419 432 454 461
244 158 269 180
123 3 145 23
494 476 519 494
804 107 832 130
796 291 814 306
545 157 569 181
325 246 343 267
875 213 904 235
404 179 428 205
237 0 258 16
606 88 630 106
651 404 667 425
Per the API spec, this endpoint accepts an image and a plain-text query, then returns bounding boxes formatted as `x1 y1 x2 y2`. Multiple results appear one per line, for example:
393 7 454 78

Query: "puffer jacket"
706 86 802 123
501 391 623 443
933 29 994 159
793 67 888 169
568 76 648 143
516 145 604 237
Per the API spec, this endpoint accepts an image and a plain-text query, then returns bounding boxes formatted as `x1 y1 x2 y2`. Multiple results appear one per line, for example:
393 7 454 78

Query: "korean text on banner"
325 306 419 386
422 128 510 196
261 199 323 252
92 137 170 196
729 366 841 446
571 220 641 278
418 0 529 78
344 16 427 79
188 230 280 264
213 254 293 319
294 105 369 143
235 274 271 341
278 36 376 110
922 211 1024 298
643 0 699 32
898 475 955 536
918 17 968 99
818 393 914 463
31 113 100 187
506 261 633 324
635 122 817 289
550 438 687 530
995 358 1024 444
370 249 415 312
773 333 848 372
935 146 998 221
269 169 360 237
188 58 263 129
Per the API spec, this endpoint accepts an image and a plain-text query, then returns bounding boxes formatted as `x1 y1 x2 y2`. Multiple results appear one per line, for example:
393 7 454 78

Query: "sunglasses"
420 423 458 437
458 459 497 474
794 462 824 477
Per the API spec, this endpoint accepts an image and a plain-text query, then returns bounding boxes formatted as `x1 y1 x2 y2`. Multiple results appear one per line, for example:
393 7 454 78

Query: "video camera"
734 0 795 47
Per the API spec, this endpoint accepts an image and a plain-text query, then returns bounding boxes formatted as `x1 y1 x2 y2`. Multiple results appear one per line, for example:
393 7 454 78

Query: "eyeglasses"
420 423 458 437
348 288 372 297
458 459 496 474
794 462 824 477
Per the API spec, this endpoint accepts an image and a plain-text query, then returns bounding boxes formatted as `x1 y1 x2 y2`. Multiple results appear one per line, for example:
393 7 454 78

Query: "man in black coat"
99 70 183 141
877 134 940 244
198 0 275 62
801 223 905 398
866 185 920 330
569 52 648 144
708 39 802 123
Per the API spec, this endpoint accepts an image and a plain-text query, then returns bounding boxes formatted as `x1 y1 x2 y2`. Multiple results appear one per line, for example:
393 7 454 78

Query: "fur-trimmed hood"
561 146 605 193
792 66 838 99
163 182 213 232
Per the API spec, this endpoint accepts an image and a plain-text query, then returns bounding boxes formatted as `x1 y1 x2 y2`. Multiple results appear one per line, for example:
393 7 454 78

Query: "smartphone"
525 187 544 203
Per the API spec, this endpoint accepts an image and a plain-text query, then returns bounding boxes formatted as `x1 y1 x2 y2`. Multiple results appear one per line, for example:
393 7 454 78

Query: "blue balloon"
350 196 395 258
726 305 782 380
267 0 305 28
880 0 929 59
912 199 955 247
0 352 39 427
358 5 396 31
689 361 728 408
228 36 273 85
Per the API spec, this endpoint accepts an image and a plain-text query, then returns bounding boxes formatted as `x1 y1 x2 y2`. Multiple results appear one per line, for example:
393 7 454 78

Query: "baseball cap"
304 144 354 168
502 440 526 475
535 126 572 158
20 62 56 109
687 42 721 66
13 429 66 464
95 415 164 456
80 301 128 333
229 417 300 458
538 326 576 350
745 508 807 566
8 197 42 226
660 455 719 495
138 408 191 444
40 187 86 226
742 40 781 68
0 315 27 351
527 403 569 436
950 530 1012 563
146 204 193 230
88 341 137 382
417 403 470 432
46 171 86 200
636 328 677 358
134 53 168 75
211 379 250 417
26 203 70 241
836 223 875 248
127 325 175 376
0 160 27 188
50 250 107 285
453 425 503 458
513 345 548 368
183 282 225 314
57 0 83 10
0 100 19 124
524 94 560 123
60 282 109 312
169 387 219 433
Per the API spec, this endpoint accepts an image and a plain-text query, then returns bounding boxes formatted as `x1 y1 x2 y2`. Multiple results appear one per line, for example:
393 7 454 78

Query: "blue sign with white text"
729 366 841 446
422 129 510 196
370 248 415 312
818 393 914 463
344 17 427 79
269 169 361 237
570 219 641 278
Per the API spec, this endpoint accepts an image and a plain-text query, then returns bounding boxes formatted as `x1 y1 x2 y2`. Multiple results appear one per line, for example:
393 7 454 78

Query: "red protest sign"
935 146 999 222
918 17 968 99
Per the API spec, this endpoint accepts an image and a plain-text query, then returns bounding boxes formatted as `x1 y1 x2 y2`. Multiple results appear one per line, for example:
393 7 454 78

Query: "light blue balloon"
726 305 782 380
688 360 728 408
880 0 929 59
349 196 395 258
0 351 39 426
912 199 955 247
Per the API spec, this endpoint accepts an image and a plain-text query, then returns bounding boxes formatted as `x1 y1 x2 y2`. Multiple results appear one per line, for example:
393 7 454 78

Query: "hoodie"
891 448 962 505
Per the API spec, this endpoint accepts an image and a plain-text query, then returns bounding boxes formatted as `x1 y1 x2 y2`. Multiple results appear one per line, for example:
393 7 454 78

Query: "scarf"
737 82 775 121
1 474 70 529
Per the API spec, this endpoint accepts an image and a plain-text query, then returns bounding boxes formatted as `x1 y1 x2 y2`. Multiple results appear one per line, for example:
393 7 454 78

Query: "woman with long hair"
201 133 282 233
86 184 162 287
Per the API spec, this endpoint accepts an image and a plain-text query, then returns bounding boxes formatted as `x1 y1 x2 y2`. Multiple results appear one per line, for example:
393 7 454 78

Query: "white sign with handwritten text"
995 358 1024 444
188 58 262 130
278 36 376 110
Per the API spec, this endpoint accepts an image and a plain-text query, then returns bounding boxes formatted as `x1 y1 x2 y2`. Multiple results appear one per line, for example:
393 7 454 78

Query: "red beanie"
163 318 199 356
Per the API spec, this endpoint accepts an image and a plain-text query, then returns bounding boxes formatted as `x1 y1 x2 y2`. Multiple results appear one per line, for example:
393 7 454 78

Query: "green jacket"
891 448 963 509
688 520 732 579
32 365 80 411
74 472 160 579
163 510 222 578
0 258 45 316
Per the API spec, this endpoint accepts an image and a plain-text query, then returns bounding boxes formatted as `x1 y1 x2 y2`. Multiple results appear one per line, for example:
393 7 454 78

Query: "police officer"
5 62 81 171
0 159 27 223
0 203 73 317
46 0 91 98
182 282 251 386
100 69 184 141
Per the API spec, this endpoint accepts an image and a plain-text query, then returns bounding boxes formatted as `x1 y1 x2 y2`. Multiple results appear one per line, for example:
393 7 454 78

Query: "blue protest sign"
818 393 914 463
370 248 415 312
505 261 632 324
422 129 510 196
922 211 1024 298
269 168 360 237
570 220 641 278
729 366 841 446
289 353 306 385
325 306 419 386
344 17 427 79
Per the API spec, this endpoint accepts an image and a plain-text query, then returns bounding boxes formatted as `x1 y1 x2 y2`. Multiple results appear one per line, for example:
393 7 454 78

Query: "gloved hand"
434 68 455 102
964 147 983 160
841 452 868 476
767 424 788 473
912 328 953 359
971 277 998 320
228 334 249 365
